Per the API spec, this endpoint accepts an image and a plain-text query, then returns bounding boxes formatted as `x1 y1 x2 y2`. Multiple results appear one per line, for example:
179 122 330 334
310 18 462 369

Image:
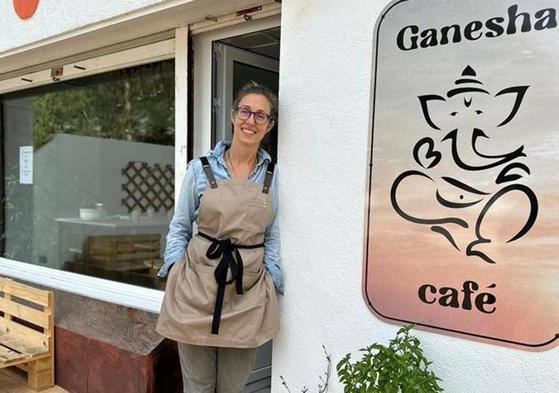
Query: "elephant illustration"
391 66 538 264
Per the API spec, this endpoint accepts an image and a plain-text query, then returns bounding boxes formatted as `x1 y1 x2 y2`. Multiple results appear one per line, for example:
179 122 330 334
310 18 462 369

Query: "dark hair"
233 81 278 121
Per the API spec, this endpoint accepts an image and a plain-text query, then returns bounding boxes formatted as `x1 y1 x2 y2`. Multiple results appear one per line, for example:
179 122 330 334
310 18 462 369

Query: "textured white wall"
0 0 160 53
273 1 559 392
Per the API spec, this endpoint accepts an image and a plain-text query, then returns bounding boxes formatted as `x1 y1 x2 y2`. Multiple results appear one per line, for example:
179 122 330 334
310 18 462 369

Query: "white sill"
0 257 164 313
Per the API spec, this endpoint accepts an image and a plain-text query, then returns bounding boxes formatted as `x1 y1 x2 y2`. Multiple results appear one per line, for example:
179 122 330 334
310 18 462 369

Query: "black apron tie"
198 232 263 335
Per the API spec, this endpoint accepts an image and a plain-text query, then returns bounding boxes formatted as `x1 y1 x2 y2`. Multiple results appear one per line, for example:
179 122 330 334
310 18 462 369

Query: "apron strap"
199 156 218 189
198 231 264 335
262 161 275 194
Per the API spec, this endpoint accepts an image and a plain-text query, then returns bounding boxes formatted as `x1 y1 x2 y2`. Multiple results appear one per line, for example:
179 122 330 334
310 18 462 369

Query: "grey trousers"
177 342 257 393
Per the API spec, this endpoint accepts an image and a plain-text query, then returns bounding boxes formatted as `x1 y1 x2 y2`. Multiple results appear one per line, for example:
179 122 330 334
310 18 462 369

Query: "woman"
156 81 283 393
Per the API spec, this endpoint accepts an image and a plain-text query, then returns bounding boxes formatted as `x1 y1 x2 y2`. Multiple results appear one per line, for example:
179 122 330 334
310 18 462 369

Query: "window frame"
0 35 183 313
192 14 281 157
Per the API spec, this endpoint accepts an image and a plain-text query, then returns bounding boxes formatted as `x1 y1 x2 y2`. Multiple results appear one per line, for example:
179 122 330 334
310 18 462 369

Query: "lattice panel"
121 161 174 213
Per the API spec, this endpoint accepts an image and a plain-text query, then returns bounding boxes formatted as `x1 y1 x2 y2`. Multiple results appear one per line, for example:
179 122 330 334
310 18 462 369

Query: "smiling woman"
156 81 282 393
230 84 277 159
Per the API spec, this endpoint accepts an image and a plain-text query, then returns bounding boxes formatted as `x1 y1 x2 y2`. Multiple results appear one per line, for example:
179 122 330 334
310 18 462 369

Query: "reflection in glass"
1 60 175 290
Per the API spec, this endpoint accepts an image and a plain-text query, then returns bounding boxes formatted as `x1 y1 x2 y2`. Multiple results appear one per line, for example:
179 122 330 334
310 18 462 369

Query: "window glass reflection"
1 59 175 290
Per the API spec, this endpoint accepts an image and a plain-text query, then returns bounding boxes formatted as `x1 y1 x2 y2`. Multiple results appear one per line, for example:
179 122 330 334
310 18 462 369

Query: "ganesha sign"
364 0 559 349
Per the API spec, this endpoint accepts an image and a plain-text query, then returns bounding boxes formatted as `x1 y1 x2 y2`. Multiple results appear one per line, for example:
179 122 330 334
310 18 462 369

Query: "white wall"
0 0 159 53
274 1 559 392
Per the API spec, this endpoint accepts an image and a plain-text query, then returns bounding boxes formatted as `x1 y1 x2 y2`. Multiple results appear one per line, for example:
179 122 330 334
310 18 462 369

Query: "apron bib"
156 157 279 348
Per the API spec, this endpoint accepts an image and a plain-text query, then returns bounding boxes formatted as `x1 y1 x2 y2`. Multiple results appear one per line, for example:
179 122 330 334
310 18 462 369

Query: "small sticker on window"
19 146 33 184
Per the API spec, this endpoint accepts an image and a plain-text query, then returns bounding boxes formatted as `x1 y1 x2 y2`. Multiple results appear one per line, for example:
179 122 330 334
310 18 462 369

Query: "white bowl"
80 208 102 221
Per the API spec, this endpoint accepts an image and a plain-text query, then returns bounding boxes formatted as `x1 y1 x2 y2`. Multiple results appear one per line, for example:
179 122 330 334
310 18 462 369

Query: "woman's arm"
157 160 199 278
263 166 284 294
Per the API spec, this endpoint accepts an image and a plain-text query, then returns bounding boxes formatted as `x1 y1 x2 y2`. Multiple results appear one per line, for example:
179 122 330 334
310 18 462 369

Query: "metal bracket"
51 66 64 82
212 97 222 110
236 6 263 17
213 44 223 59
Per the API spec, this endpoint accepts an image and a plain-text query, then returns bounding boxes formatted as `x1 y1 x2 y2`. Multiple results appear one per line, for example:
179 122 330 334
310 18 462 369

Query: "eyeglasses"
233 106 274 125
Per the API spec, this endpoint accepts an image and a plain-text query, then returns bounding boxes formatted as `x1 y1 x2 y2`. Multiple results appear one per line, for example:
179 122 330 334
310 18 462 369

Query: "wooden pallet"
85 234 162 270
0 278 54 391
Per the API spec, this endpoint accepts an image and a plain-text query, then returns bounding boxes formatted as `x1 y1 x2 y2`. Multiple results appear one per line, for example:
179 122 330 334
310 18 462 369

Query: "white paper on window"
19 146 33 184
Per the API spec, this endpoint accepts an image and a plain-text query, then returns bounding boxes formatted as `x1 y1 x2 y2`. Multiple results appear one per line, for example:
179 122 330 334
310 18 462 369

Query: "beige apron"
156 158 279 348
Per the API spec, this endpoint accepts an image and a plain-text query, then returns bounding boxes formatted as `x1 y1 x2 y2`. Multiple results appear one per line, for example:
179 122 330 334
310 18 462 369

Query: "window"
1 59 175 290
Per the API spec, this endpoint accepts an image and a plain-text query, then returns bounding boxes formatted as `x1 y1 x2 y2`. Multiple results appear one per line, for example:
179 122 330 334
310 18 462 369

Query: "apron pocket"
243 193 272 233
232 273 267 310
188 257 216 274
180 267 217 313
237 248 264 275
171 255 186 271
244 205 269 233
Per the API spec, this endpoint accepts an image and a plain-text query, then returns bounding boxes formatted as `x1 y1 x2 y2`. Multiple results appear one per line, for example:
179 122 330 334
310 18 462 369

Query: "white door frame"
213 42 279 144
193 15 281 157
192 17 281 392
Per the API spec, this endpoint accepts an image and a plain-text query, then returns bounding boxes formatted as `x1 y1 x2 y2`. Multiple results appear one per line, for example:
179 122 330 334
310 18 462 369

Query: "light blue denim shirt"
158 141 284 294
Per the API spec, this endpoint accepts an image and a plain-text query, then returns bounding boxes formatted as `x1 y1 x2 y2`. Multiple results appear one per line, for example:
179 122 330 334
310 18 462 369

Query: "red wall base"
55 327 183 393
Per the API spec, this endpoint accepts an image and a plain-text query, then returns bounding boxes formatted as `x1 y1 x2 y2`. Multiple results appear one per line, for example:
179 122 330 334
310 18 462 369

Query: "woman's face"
231 93 274 149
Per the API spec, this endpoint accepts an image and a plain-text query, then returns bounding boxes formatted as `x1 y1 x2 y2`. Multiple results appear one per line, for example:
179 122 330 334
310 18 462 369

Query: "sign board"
364 0 559 349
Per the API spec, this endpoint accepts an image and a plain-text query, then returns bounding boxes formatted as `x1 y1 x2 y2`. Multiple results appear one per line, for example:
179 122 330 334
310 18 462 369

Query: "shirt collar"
210 141 271 169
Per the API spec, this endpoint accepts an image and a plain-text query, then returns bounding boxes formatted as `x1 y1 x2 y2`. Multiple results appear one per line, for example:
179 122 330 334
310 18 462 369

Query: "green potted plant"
337 325 443 392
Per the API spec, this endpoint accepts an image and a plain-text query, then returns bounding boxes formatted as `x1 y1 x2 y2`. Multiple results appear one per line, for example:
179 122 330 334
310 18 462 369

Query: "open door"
211 28 280 393
212 41 279 161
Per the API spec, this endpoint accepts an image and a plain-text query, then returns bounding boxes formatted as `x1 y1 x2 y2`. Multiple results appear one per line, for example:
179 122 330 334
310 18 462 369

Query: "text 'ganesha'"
391 66 538 264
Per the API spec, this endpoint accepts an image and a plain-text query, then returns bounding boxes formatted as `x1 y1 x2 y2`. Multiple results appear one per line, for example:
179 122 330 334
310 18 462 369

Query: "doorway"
212 27 280 162
207 25 280 393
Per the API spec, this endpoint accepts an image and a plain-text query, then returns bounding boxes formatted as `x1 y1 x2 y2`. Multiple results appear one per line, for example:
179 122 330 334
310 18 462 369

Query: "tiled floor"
0 368 67 393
